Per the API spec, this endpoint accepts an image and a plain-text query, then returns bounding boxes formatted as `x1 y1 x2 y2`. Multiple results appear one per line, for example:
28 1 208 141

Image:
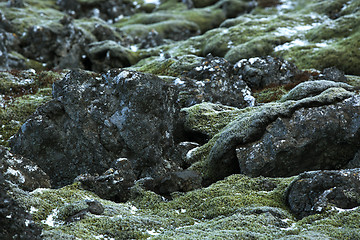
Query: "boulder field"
1 0 360 239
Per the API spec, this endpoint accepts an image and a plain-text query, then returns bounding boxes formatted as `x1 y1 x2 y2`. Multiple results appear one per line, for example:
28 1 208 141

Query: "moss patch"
0 70 66 147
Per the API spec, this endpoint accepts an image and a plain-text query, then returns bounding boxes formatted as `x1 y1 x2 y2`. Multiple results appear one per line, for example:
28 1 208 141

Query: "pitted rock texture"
0 145 50 191
204 86 356 183
75 158 137 202
236 94 360 177
10 69 181 188
286 169 360 219
233 56 301 90
0 172 42 240
179 55 254 108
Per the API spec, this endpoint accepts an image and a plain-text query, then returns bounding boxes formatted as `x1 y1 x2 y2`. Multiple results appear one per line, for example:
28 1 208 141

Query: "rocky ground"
1 0 360 239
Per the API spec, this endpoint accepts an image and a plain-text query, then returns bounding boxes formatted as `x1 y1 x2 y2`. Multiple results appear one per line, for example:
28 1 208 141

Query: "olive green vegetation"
186 86 355 183
11 172 360 239
11 174 296 239
0 70 66 147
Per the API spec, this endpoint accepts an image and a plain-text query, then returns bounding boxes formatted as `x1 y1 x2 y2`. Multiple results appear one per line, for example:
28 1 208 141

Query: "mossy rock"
181 102 244 138
0 70 65 147
115 7 225 34
131 54 203 77
280 30 360 75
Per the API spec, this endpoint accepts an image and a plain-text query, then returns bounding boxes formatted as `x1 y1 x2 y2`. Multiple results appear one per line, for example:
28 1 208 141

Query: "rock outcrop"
10 69 181 189
287 169 360 219
1 0 360 239
0 172 43 240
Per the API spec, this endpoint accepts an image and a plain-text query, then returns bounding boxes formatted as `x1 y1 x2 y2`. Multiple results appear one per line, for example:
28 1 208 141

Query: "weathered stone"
236 94 360 177
57 199 104 223
0 146 50 191
0 32 8 70
75 158 137 202
286 169 360 218
204 87 356 183
179 54 254 108
233 56 301 90
87 40 139 72
280 80 354 102
154 169 202 196
0 172 42 240
10 69 181 188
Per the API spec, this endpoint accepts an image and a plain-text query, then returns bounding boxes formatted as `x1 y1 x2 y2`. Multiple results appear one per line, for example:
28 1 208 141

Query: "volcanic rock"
10 69 181 188
286 169 360 218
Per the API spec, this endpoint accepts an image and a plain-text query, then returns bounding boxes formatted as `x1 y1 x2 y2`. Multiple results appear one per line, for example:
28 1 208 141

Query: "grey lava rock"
280 80 354 102
10 69 181 188
57 199 104 223
0 146 50 191
75 158 137 202
205 86 356 183
236 94 360 177
0 172 43 240
179 54 254 108
154 169 202 196
0 32 8 70
286 169 360 219
233 56 301 90
321 66 348 83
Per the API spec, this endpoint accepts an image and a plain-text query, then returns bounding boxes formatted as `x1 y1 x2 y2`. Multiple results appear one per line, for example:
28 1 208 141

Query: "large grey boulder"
204 85 358 183
10 69 181 188
236 93 360 177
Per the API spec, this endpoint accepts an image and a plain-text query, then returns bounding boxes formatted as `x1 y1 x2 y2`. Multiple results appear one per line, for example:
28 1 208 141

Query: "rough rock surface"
202 85 356 183
287 169 360 219
236 94 360 177
0 172 43 240
233 56 301 90
0 145 50 191
179 54 254 108
10 69 181 188
75 158 137 202
1 0 360 239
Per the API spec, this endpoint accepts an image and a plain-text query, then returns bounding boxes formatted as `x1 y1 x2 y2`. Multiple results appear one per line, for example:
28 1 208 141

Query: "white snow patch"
30 188 50 195
24 165 39 172
147 229 160 236
130 45 138 52
174 78 185 85
242 88 255 107
195 66 203 71
95 235 115 240
5 167 25 183
274 39 309 51
186 147 199 160
144 0 161 5
42 208 61 227
24 219 31 227
129 205 138 214
333 206 359 213
30 206 39 214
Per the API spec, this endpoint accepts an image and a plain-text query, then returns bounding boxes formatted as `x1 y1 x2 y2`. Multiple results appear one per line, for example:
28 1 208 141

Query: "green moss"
280 30 360 75
133 57 176 75
346 75 360 88
0 88 52 147
0 70 65 147
2 4 64 34
181 102 245 137
253 86 289 103
296 208 360 239
115 7 224 34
